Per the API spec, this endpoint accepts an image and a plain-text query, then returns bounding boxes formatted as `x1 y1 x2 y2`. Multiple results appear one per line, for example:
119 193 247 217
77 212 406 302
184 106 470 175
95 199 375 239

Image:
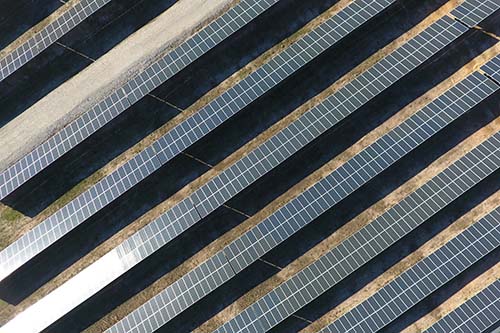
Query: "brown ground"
0 0 234 172
78 2 500 331
0 0 242 249
195 68 500 333
0 0 348 324
194 5 500 331
401 262 500 333
302 191 500 333
0 0 80 59
0 0 348 251
1 0 498 329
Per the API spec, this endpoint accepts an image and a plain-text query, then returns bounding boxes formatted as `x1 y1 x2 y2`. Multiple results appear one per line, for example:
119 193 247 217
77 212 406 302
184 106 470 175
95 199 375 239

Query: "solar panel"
211 87 500 333
107 67 499 333
0 0 399 283
0 0 279 201
320 207 500 333
0 0 110 82
2 3 497 332
481 54 500 83
423 279 500 333
450 0 500 27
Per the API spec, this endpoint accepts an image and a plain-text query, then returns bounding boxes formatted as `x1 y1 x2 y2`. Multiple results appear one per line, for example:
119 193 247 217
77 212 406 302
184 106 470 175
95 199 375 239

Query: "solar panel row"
4 9 487 332
0 0 281 282
482 54 500 83
1 0 496 330
450 0 500 27
113 67 498 333
0 0 279 201
321 207 500 333
212 75 500 333
0 0 110 82
104 15 499 333
423 279 500 333
0 0 397 283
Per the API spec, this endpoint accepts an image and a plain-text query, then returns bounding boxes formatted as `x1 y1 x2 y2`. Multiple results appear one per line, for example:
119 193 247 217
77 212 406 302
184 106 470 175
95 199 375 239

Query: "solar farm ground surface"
0 0 499 332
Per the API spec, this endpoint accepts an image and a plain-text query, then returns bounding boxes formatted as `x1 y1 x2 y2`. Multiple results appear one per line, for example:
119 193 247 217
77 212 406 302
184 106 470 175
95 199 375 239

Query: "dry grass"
1 0 498 330
0 0 81 59
302 190 500 332
195 46 500 333
402 261 500 333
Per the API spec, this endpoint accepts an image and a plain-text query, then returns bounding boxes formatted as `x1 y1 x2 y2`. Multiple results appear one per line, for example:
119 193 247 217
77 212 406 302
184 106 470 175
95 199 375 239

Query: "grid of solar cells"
211 84 500 333
151 0 398 163
0 0 397 282
109 69 499 333
0 0 279 202
107 251 236 333
451 0 500 27
0 0 110 82
481 54 500 83
423 279 500 333
224 77 499 277
320 208 500 333
110 13 474 273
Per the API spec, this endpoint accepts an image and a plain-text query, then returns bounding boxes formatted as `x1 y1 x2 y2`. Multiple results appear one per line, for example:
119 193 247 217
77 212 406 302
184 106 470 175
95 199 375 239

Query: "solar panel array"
211 78 500 333
4 10 486 331
320 207 500 333
107 55 500 333
0 0 398 283
423 279 500 333
2 1 498 332
482 54 500 82
450 0 500 27
0 0 279 201
0 0 110 82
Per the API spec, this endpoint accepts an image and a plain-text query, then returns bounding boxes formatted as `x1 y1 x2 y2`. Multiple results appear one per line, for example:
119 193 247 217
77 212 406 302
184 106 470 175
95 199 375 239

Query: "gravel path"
0 0 233 171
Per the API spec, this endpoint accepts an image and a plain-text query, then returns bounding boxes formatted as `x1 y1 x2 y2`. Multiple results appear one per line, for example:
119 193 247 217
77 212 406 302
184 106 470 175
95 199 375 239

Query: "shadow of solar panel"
0 0 280 283
104 16 500 333
0 0 110 82
321 207 500 333
423 279 500 333
211 74 500 333
0 0 400 284
0 0 279 201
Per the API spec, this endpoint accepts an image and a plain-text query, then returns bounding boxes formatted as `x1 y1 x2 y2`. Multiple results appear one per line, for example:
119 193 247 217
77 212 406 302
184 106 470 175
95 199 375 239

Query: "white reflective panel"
0 0 280 283
1 249 127 333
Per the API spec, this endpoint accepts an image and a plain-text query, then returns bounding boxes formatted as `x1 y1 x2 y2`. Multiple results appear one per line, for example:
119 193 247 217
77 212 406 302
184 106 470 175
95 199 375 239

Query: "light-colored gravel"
0 0 233 171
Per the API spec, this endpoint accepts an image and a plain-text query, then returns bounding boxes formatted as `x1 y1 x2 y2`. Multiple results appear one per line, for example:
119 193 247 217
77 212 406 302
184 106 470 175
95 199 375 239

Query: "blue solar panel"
481 54 500 83
110 68 498 333
0 0 110 82
423 279 500 333
321 207 500 333
211 84 500 333
451 0 500 27
0 0 398 284
0 0 279 201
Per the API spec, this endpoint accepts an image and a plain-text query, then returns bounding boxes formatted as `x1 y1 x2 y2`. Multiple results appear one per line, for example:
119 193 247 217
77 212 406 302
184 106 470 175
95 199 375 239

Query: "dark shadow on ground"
44 205 249 333
0 0 178 127
1 0 341 217
0 0 61 49
0 154 209 303
270 170 500 332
